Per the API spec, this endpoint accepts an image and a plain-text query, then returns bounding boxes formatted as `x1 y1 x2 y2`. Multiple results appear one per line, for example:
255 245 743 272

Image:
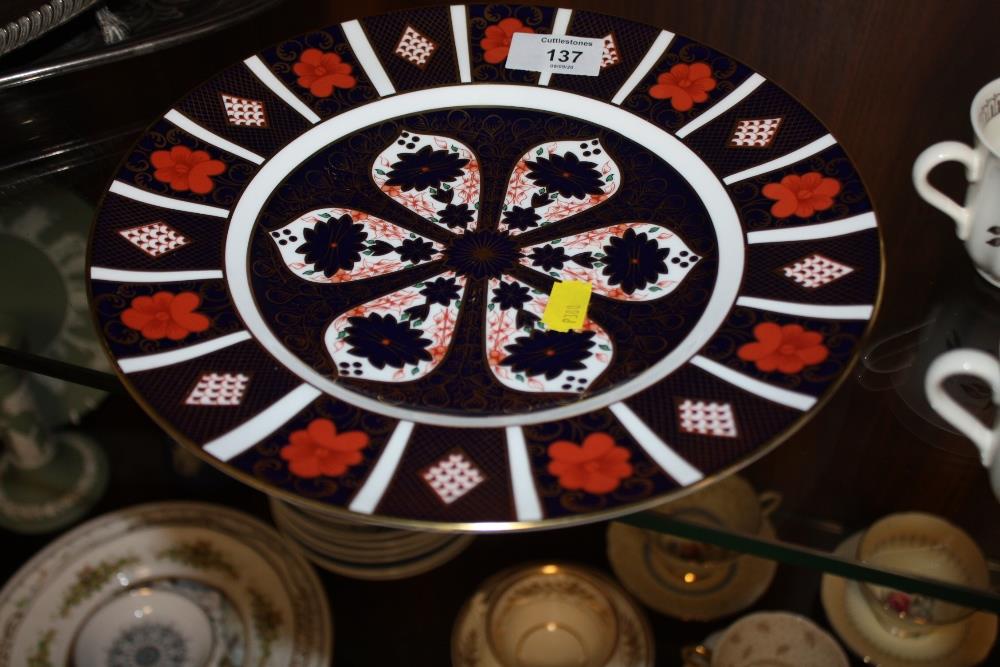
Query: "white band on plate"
341 19 395 97
203 383 322 461
349 420 414 514
675 73 767 139
244 55 321 124
747 211 877 244
611 30 674 105
736 296 873 320
537 8 573 87
690 355 817 411
164 109 265 165
506 426 543 521
723 133 836 184
609 402 703 485
109 181 229 218
90 267 224 283
450 5 472 83
118 331 252 374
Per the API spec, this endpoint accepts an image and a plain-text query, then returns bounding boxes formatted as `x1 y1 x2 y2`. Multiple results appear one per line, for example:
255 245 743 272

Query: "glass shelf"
2 341 998 616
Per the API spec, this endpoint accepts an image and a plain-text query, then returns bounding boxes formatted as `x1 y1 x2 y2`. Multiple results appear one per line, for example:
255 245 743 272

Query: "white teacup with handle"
925 348 1000 498
913 76 1000 286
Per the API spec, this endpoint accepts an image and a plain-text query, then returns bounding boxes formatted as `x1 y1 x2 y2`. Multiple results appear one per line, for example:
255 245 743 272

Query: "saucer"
607 517 777 621
0 502 331 666
452 565 654 667
73 588 214 667
821 532 997 667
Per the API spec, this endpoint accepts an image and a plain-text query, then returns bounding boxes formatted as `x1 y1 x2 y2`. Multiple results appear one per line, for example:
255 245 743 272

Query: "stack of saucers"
269 497 474 580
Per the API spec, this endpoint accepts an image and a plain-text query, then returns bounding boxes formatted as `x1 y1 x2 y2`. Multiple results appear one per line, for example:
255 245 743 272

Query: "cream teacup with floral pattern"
855 512 989 642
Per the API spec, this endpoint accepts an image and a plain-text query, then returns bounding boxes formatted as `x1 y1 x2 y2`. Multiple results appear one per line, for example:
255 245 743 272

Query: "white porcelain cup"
485 565 619 667
913 76 1000 286
650 475 781 588
925 347 1000 497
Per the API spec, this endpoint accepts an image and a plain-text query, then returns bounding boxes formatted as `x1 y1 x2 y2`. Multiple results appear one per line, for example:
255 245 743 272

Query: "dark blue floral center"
524 149 605 200
445 231 519 279
385 144 468 192
344 313 432 369
293 214 367 278
602 228 673 293
501 329 596 380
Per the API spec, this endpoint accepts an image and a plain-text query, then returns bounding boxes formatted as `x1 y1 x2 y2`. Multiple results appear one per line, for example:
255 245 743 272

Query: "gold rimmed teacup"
645 475 780 589
856 512 989 642
484 564 620 667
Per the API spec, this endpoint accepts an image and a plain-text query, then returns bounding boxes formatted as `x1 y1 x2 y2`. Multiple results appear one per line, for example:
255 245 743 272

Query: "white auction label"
505 33 603 76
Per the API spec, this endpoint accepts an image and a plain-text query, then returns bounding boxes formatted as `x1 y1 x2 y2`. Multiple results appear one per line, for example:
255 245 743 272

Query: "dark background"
2 1 999 665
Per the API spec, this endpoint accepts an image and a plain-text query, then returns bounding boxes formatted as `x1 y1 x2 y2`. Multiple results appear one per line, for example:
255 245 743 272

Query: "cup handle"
925 348 1000 467
758 490 782 517
681 644 712 667
912 141 982 240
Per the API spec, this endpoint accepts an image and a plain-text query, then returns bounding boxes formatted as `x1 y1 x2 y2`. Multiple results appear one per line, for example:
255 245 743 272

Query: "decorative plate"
86 5 883 530
0 501 332 666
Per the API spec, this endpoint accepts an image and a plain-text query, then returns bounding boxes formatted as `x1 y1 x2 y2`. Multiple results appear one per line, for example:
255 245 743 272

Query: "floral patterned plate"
86 5 883 530
0 502 332 667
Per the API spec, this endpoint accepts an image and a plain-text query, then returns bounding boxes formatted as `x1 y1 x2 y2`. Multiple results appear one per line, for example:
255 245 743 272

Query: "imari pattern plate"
87 5 883 530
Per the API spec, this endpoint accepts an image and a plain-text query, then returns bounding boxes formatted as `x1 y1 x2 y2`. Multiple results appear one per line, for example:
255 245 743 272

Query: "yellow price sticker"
542 280 592 332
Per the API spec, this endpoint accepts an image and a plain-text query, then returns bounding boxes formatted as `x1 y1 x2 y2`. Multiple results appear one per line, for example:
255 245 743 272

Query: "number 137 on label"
546 49 583 63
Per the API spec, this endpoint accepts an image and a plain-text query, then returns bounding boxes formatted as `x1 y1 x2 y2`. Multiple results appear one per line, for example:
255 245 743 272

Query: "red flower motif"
547 433 633 494
280 418 369 478
120 291 210 341
150 146 225 194
648 62 717 111
737 322 829 374
886 592 912 614
293 48 356 97
762 172 841 219
480 18 535 64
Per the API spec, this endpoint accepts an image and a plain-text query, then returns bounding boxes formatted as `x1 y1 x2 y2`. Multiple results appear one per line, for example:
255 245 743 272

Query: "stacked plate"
0 501 331 666
269 497 474 581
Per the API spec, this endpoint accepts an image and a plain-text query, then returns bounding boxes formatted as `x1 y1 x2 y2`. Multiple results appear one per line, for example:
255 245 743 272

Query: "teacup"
485 564 619 667
855 513 989 640
925 347 1000 498
647 475 780 588
683 611 848 667
913 76 1000 286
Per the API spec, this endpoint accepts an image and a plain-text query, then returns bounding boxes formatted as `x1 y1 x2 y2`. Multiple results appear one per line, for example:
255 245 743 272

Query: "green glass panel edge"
0 345 123 394
619 512 1000 614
